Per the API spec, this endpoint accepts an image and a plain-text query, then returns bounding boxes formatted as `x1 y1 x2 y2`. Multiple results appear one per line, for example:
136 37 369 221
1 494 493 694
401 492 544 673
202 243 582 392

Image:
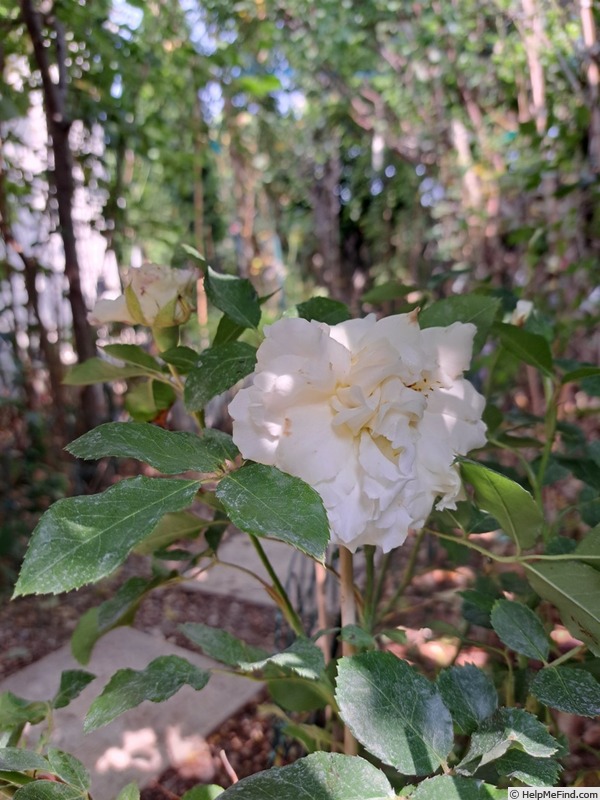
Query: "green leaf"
493 749 561 787
574 524 600 567
84 655 210 731
411 776 506 799
63 358 148 386
72 576 164 665
296 297 351 325
236 74 282 97
213 313 247 346
561 366 600 384
134 511 208 555
52 671 96 709
205 266 260 329
179 623 269 667
102 344 163 373
46 750 89 792
493 322 554 376
14 781 86 800
361 281 415 304
114 784 140 800
217 753 394 799
531 666 600 717
239 638 325 680
460 461 542 548
525 561 600 656
490 599 550 661
216 464 330 561
160 346 199 374
339 625 376 650
267 676 327 712
437 665 498 735
457 708 558 775
419 295 501 353
14 476 200 596
181 788 224 800
0 693 48 731
0 749 49 773
184 342 257 411
336 652 453 775
67 423 237 474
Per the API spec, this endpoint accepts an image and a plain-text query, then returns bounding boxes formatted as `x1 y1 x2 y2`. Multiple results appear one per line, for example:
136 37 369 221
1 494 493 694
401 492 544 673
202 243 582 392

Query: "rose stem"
249 535 305 637
315 561 331 661
340 546 358 756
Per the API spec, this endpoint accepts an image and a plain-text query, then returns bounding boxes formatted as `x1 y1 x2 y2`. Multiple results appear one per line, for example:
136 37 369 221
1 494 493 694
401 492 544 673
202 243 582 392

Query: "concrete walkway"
0 533 330 799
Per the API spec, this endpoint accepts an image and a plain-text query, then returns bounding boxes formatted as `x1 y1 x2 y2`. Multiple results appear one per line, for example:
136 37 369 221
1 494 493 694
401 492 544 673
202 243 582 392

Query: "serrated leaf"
102 344 163 373
217 753 394 799
184 342 257 411
181 787 224 800
437 665 498 735
84 655 210 731
14 781 86 800
531 666 600 717
419 295 501 353
339 625 376 650
63 358 148 386
460 461 542 548
179 623 268 667
159 346 199 373
134 511 208 556
14 477 200 596
525 561 600 656
493 749 561 787
52 671 96 709
296 297 351 325
239 638 325 680
205 267 260 329
67 423 237 474
493 322 554 376
490 600 550 661
411 775 506 799
0 693 48 731
215 464 329 561
46 750 89 792
114 784 140 800
457 708 558 775
336 652 453 775
0 749 49 773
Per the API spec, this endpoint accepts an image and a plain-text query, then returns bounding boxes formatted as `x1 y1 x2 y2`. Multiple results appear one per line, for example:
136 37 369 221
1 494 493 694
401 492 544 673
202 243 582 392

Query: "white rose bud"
229 313 487 553
89 264 198 328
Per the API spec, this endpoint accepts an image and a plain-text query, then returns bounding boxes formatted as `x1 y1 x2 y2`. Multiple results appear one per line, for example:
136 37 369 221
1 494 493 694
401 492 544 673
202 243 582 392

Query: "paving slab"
0 628 261 800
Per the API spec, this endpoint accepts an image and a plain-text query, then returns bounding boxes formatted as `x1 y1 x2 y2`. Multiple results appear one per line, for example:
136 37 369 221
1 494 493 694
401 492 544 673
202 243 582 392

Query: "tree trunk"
20 0 104 431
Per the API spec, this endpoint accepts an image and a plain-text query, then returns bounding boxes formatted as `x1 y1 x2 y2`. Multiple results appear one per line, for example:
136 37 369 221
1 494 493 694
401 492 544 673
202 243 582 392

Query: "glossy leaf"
411 776 506 799
14 477 200 596
205 266 260 329
531 666 600 717
84 655 210 731
493 750 561 787
460 460 542 548
216 464 330 561
296 297 351 325
419 295 501 352
63 358 148 386
159 346 199 373
184 342 257 411
493 322 554 376
490 599 550 661
457 708 558 775
336 652 453 775
134 511 208 556
239 638 325 680
47 750 89 792
179 623 268 667
67 423 237 474
52 671 96 709
525 561 600 656
561 366 600 385
217 753 394 799
102 344 163 373
437 665 498 735
0 748 49 773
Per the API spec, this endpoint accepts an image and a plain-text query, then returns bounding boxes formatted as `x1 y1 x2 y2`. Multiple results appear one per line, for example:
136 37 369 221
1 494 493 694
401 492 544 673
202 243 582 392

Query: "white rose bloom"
229 313 487 553
89 264 198 328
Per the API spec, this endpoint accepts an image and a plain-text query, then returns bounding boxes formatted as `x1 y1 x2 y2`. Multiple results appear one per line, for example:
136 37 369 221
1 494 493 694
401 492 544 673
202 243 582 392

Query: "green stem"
536 381 560 509
380 528 426 618
548 644 585 668
249 535 305 637
372 550 393 612
362 545 376 632
428 530 517 563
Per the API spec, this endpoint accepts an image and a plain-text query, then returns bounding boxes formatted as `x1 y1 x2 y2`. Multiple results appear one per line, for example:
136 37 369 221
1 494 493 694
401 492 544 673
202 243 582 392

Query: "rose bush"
88 263 198 328
229 312 487 552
